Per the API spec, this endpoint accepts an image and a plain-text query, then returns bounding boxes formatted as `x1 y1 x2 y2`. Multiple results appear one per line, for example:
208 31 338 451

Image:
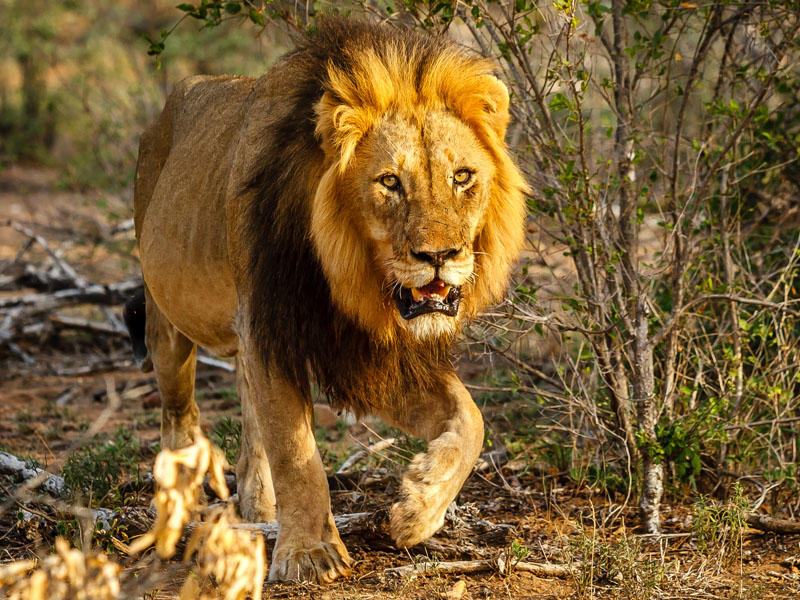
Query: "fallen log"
0 451 68 497
110 218 135 235
0 278 140 352
227 511 375 542
0 278 142 312
745 513 800 534
0 262 76 292
49 314 124 335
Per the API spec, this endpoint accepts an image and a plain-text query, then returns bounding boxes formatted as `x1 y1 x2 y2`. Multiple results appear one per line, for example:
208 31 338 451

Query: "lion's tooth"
428 286 452 302
411 287 424 302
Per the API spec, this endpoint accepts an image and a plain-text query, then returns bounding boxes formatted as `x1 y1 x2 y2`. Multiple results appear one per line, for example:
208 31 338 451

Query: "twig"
473 449 509 473
227 511 375 542
55 360 134 377
385 553 574 578
7 221 89 288
197 355 236 373
336 437 397 475
723 416 800 430
654 294 800 345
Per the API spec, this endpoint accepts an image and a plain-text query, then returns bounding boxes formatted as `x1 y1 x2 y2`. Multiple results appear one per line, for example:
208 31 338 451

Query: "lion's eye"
379 174 400 191
453 169 473 186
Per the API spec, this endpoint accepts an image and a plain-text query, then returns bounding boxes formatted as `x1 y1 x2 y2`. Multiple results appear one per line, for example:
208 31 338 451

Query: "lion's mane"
241 19 526 415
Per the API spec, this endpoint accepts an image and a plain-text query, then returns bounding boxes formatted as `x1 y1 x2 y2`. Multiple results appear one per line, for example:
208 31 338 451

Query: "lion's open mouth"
393 279 462 320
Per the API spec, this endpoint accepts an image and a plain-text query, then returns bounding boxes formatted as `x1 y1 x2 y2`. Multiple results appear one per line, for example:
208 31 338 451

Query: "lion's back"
133 74 255 237
134 75 256 352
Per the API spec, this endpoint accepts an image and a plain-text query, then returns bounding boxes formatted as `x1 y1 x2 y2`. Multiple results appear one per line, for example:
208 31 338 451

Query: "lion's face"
311 53 526 343
349 110 496 338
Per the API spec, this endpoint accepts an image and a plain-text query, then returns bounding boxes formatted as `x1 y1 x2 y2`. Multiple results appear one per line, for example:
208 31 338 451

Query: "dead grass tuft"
1 538 120 600
0 430 265 600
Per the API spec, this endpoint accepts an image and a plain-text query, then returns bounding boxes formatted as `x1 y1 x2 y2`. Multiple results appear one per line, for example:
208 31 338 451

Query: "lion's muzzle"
393 279 462 319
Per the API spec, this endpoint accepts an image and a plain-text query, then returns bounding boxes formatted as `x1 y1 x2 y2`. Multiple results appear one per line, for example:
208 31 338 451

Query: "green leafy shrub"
692 483 750 566
210 416 242 466
62 427 142 507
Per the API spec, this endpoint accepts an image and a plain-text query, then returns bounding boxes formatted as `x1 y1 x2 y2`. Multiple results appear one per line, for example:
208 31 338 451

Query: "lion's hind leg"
145 287 199 450
235 356 277 523
378 372 484 547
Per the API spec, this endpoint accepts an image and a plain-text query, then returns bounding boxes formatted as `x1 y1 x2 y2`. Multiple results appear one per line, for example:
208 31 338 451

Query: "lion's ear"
478 75 511 142
315 92 374 170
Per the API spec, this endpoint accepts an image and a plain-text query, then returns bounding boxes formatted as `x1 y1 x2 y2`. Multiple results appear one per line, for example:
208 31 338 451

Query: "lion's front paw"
268 540 351 583
390 495 448 548
390 447 459 547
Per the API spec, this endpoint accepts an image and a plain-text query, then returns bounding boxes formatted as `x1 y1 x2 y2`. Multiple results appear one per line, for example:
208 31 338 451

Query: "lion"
128 18 526 584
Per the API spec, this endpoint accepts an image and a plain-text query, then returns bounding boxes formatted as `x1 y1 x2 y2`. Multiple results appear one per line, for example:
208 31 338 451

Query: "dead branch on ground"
0 221 142 356
384 552 574 578
0 451 68 497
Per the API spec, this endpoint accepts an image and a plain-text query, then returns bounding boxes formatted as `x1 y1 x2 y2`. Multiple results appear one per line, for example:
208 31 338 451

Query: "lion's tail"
123 287 153 372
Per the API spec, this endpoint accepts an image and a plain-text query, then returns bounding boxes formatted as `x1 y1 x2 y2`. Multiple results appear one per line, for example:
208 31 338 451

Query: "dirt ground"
1 167 799 598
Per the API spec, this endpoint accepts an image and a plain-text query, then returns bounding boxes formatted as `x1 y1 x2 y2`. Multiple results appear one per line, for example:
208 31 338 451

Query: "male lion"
130 18 526 583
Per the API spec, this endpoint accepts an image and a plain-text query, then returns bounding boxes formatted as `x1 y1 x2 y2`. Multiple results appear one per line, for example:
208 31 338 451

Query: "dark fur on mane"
244 19 459 414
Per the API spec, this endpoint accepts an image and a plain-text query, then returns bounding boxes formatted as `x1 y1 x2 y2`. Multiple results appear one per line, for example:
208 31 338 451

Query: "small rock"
443 580 466 600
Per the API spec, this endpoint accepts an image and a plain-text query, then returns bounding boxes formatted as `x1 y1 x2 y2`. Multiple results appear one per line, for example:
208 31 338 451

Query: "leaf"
444 580 466 600
248 8 265 25
548 92 570 111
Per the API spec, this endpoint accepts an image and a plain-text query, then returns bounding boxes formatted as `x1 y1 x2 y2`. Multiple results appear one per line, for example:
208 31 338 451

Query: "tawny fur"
133 18 526 585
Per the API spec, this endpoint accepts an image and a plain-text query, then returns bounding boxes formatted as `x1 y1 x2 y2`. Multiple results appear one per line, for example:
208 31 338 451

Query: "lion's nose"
410 247 461 267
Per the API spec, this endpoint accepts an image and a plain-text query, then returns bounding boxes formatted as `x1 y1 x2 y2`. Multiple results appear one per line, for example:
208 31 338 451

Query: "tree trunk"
633 299 662 534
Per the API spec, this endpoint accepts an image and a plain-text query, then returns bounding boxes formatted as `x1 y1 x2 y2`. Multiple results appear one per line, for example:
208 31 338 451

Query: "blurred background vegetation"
0 0 290 189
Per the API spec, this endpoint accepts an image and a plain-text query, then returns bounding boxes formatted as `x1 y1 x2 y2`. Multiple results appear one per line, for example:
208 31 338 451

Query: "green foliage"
569 464 628 496
657 420 702 485
635 431 664 465
61 426 142 507
692 483 750 566
567 527 663 600
0 0 282 189
509 539 529 561
537 437 572 472
210 415 242 465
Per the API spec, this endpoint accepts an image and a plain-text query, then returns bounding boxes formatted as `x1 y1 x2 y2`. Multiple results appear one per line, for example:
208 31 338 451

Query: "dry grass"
0 432 265 600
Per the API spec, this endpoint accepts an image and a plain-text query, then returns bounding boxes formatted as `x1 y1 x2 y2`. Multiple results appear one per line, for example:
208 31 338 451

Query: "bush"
62 426 142 506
